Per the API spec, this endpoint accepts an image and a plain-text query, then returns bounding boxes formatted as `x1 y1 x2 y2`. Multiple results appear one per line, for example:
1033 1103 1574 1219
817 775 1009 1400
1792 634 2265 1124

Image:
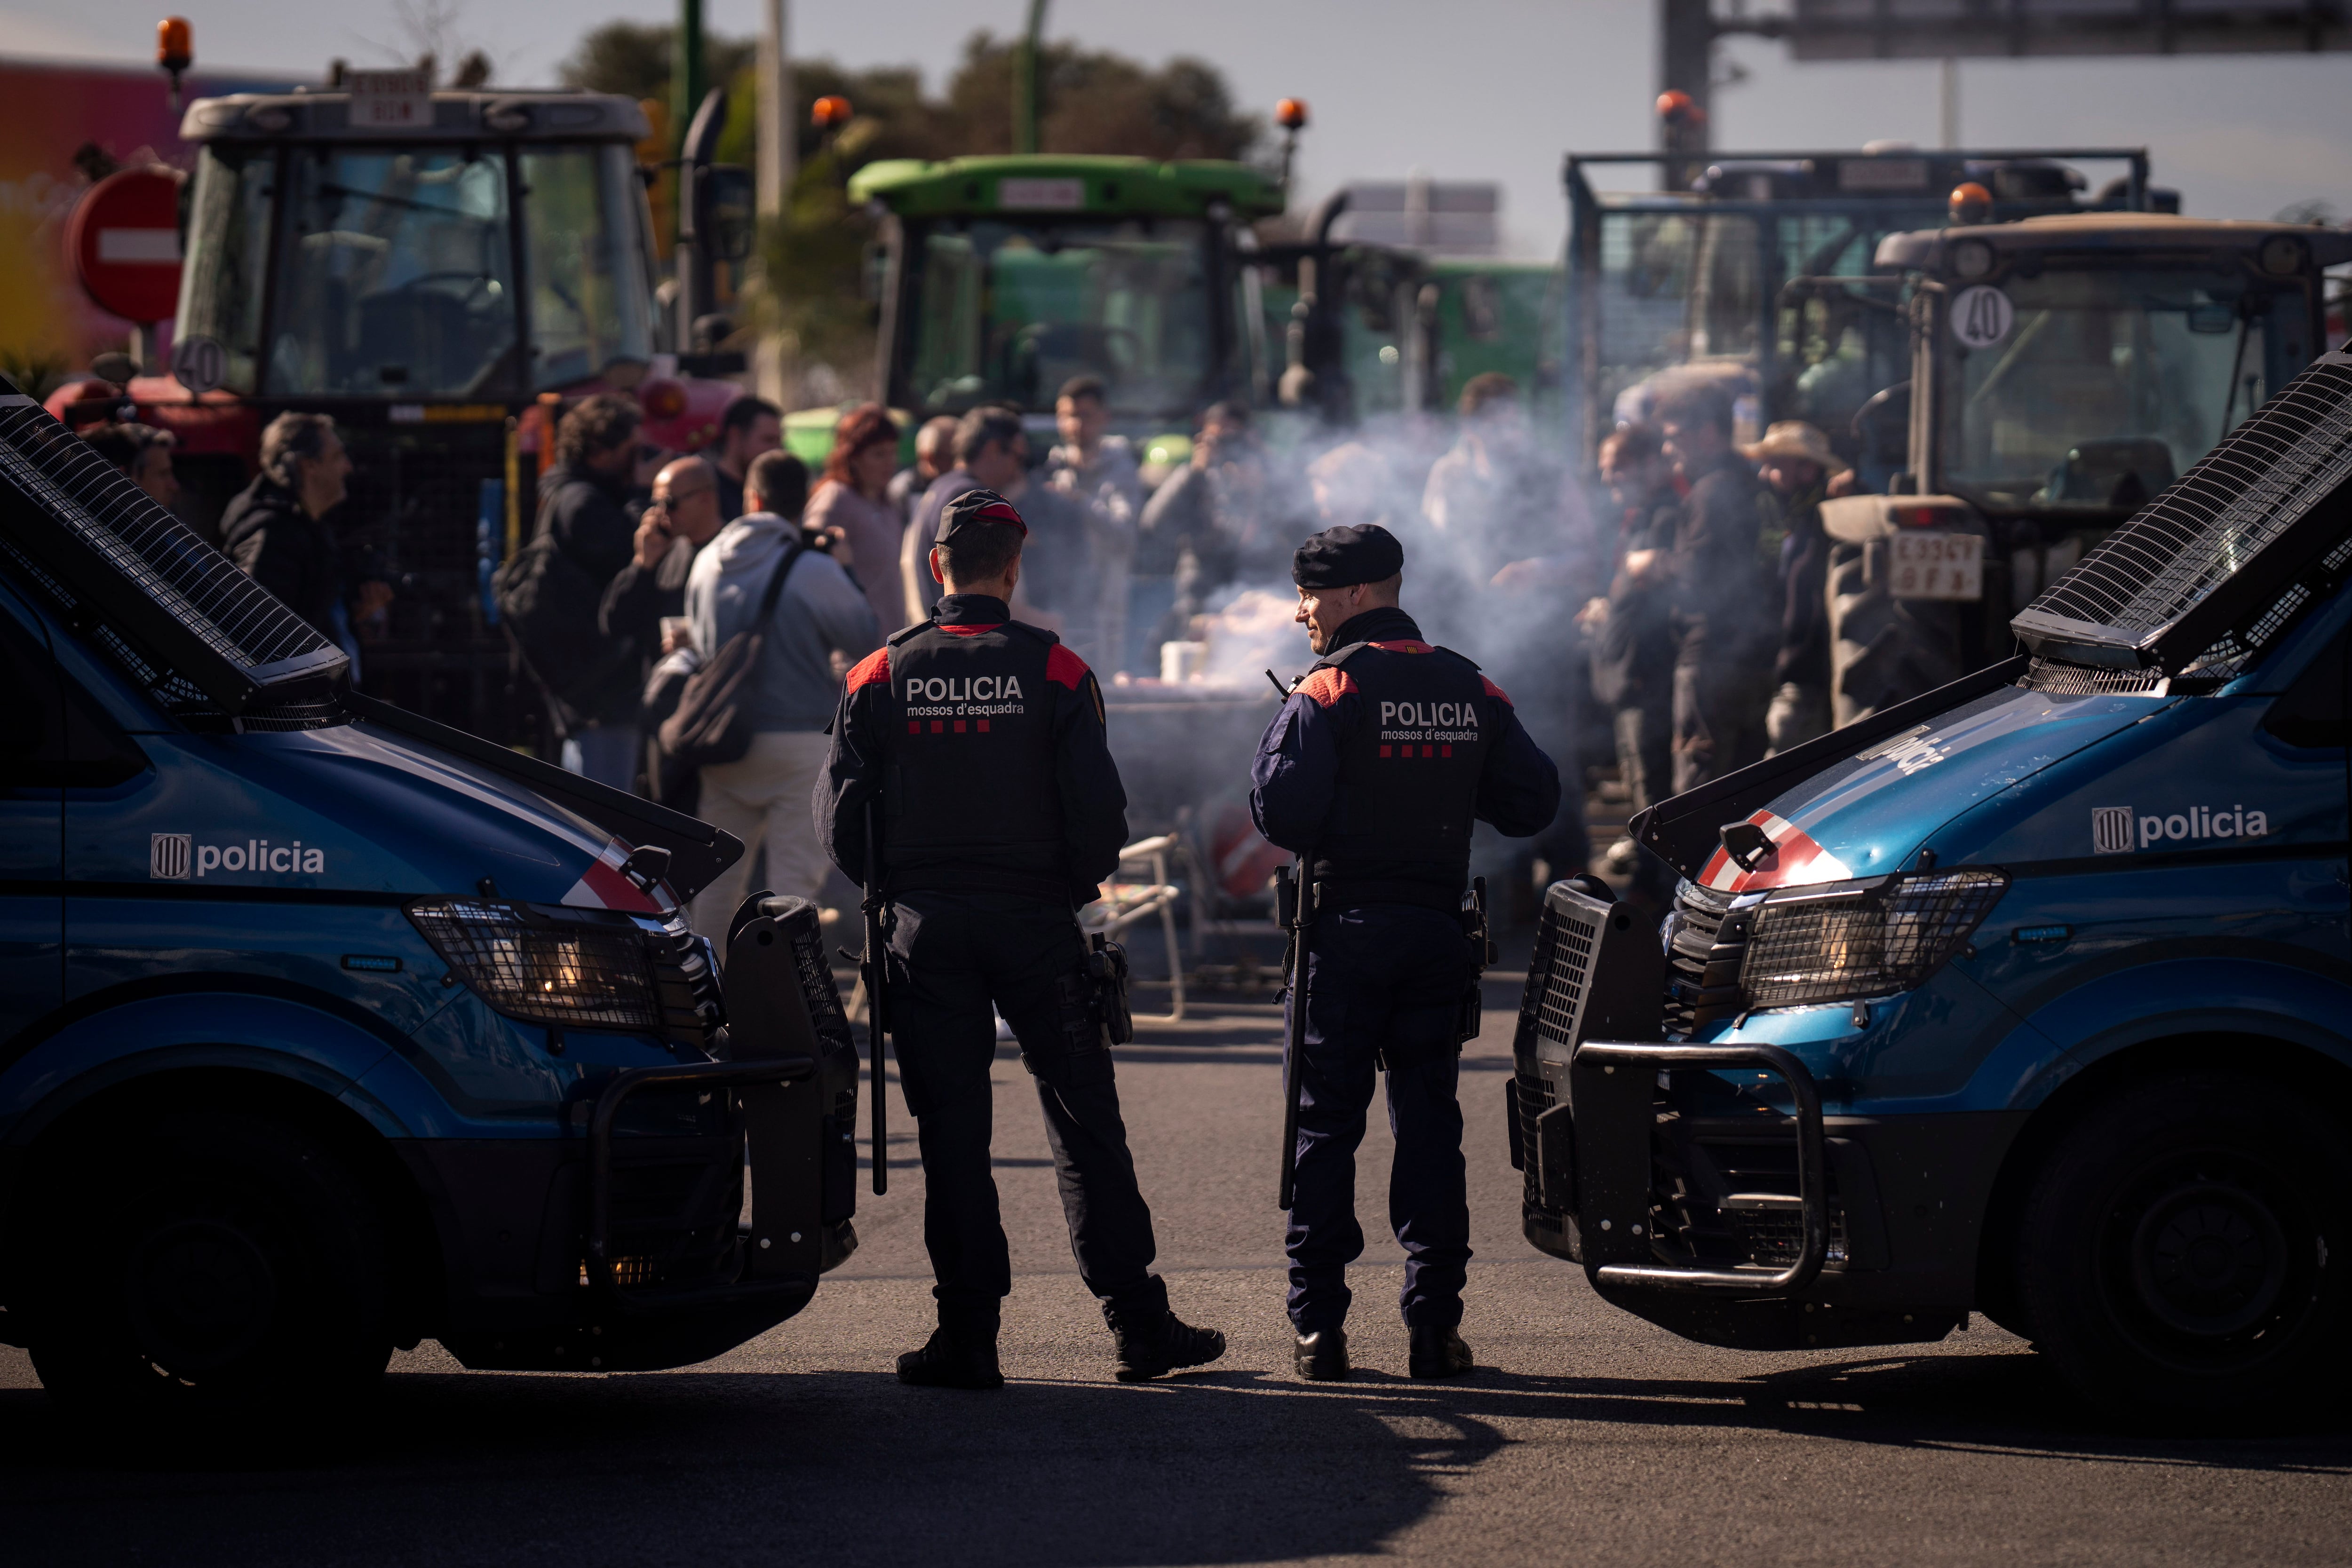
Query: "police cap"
938 488 1028 542
1291 523 1403 589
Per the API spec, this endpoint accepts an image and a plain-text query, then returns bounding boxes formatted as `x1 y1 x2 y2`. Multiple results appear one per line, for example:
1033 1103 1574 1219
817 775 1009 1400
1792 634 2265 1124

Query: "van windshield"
1938 267 2313 513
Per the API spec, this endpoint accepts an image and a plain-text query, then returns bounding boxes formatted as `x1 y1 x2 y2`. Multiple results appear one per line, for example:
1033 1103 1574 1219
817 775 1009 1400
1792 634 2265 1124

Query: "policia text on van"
1512 350 2352 1415
0 375 860 1416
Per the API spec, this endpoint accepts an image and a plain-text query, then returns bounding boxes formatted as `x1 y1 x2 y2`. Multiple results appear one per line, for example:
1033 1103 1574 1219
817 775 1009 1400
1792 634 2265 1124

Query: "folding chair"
1080 833 1187 1024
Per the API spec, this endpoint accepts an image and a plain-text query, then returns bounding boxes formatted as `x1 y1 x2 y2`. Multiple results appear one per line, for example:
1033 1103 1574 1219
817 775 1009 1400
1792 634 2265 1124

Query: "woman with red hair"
804 404 908 630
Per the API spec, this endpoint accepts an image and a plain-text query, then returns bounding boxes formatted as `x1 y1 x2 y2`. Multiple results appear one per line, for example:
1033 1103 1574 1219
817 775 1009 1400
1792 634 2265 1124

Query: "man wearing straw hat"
1741 420 1851 755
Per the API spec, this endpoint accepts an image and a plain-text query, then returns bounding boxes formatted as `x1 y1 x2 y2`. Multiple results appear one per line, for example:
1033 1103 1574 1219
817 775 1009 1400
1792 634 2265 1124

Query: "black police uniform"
818 489 1223 1387
1250 524 1562 1379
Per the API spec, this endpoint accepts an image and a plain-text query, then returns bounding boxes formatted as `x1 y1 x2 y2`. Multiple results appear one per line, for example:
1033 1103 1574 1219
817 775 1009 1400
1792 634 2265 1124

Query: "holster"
1455 877 1494 1046
1088 933 1133 1045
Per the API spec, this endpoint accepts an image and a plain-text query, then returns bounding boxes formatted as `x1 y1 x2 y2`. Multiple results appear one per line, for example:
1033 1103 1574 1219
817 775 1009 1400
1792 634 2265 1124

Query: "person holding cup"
604 454 729 801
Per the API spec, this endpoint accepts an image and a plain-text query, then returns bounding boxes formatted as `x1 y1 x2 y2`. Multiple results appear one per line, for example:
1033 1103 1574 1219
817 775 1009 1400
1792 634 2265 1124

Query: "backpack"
657 539 808 770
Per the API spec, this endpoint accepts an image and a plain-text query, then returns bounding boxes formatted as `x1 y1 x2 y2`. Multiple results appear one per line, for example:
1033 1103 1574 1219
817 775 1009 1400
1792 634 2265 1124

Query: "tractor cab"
1818 213 2352 722
174 90 667 404
846 155 1284 448
70 88 747 746
1563 146 2162 465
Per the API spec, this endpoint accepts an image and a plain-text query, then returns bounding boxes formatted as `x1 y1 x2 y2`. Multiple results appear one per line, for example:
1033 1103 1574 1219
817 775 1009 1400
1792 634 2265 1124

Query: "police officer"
1251 523 1561 1381
819 488 1227 1389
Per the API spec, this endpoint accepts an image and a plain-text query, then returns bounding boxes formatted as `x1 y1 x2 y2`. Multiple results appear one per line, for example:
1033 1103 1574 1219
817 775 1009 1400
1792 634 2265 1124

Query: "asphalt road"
4 979 2348 1566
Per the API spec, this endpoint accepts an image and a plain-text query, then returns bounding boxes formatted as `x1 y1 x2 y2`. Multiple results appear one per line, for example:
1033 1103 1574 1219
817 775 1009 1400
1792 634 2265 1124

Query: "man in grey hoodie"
686 448 883 934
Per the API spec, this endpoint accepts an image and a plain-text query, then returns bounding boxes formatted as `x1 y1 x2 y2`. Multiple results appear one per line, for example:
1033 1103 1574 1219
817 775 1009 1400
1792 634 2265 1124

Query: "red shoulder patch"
1045 643 1090 690
1369 639 1433 654
846 648 890 691
936 623 1002 637
1298 667 1359 708
1480 675 1514 706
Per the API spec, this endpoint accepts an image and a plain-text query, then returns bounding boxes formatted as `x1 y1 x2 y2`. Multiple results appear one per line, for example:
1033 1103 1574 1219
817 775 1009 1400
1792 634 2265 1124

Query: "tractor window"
1591 208 1700 432
900 217 1213 420
1939 268 2311 513
521 146 654 390
266 146 519 398
1691 214 1764 360
175 146 277 396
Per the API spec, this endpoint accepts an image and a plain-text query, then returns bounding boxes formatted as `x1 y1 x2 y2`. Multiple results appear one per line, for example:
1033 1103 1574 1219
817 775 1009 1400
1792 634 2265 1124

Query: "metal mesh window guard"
408 898 662 1030
2021 657 2167 696
0 533 343 731
1741 870 2007 1010
0 403 334 671
2016 357 2352 670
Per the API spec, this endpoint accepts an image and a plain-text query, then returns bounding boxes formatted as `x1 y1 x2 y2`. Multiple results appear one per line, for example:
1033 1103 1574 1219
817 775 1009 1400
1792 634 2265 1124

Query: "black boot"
1105 1280 1226 1383
898 1311 1004 1390
1407 1325 1473 1379
1294 1328 1350 1381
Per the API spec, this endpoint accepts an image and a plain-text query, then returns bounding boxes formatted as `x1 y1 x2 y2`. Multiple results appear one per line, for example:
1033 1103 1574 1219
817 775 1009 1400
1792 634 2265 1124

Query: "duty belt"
1310 878 1463 915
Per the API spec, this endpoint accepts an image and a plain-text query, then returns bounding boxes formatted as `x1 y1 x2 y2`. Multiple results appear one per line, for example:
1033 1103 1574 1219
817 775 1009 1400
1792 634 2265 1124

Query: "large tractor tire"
1826 535 1973 729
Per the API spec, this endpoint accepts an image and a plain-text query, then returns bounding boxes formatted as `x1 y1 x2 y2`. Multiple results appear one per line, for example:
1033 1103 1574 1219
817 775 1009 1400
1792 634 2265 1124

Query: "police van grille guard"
1528 895 1604 1051
1514 895 1604 1238
0 390 348 713
2012 353 2352 677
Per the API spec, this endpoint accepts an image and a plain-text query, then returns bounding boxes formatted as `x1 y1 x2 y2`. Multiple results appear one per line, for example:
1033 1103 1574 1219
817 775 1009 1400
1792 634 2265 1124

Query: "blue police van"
1512 350 2352 1414
0 379 860 1416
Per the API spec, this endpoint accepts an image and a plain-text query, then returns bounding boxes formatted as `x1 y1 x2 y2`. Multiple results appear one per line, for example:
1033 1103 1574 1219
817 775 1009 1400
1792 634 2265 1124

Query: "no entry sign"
69 166 185 325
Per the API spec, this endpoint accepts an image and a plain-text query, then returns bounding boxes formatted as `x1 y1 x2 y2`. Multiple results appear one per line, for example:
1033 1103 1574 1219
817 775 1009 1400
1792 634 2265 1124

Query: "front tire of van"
2014 1073 2350 1419
29 1112 394 1428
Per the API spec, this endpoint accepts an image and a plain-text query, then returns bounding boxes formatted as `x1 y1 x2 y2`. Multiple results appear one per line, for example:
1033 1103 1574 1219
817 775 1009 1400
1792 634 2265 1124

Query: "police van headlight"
1740 869 2008 1010
408 897 662 1031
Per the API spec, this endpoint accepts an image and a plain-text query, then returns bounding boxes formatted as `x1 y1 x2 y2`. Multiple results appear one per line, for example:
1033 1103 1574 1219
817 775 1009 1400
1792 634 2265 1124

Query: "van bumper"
1510 1038 2023 1352
406 1054 855 1372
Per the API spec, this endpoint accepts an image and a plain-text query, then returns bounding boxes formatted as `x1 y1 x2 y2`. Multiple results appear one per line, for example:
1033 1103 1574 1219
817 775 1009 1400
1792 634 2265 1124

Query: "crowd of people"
1580 385 1853 887
76 368 1856 923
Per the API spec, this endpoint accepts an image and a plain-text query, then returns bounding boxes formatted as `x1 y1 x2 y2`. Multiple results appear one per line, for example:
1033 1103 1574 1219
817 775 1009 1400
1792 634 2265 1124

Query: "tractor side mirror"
700 166 756 264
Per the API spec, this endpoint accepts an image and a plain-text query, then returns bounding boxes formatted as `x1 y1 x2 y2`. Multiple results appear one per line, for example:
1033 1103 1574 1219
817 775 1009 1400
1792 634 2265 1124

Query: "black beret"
1291 523 1403 589
938 487 1028 543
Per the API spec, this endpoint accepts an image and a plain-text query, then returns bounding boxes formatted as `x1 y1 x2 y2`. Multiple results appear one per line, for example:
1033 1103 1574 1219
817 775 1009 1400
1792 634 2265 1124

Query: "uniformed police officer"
819 488 1226 1389
1251 523 1562 1381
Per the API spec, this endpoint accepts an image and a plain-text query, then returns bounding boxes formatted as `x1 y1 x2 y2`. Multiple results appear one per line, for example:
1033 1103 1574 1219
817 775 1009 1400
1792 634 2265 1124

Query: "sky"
7 0 2348 257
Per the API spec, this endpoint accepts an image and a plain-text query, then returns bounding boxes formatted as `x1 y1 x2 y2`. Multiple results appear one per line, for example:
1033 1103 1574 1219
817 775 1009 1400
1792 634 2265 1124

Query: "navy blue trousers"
885 892 1161 1327
1285 903 1475 1334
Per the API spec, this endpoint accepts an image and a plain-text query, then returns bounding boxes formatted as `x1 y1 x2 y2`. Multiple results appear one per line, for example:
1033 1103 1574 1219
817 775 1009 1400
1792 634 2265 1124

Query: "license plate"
1890 531 1983 601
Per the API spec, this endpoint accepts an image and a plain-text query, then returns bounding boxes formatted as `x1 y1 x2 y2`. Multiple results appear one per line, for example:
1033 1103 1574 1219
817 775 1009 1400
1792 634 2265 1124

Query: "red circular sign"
68 166 185 325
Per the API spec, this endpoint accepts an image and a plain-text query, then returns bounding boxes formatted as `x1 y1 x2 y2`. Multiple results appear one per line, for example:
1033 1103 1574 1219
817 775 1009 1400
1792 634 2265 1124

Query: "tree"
941 32 1262 162
559 21 756 107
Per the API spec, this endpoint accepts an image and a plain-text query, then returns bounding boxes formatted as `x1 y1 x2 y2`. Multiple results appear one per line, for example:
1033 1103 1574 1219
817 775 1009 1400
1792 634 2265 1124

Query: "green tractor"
782 154 1283 464
791 154 1549 461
